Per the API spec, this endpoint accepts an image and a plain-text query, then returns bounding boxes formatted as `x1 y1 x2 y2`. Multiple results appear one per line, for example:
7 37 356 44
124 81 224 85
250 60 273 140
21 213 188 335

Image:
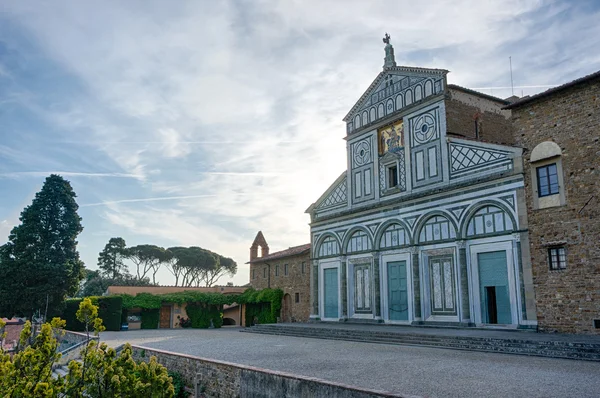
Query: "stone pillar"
372 252 382 321
411 246 421 320
513 234 527 321
340 257 348 320
457 241 470 322
309 259 320 321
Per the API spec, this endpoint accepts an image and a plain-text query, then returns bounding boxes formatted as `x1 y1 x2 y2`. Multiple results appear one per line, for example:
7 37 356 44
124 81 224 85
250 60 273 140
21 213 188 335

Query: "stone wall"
130 345 412 398
250 253 311 322
511 78 600 334
446 88 514 145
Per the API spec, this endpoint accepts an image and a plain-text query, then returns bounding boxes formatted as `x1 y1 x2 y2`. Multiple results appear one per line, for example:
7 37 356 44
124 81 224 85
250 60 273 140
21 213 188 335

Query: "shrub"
63 298 85 331
169 371 186 398
177 316 192 328
96 296 123 331
186 303 222 328
141 308 160 329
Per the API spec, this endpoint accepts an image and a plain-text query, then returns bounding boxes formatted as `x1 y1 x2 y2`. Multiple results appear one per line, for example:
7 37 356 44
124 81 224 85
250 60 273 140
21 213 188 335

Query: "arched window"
466 206 514 237
530 141 565 209
379 223 408 249
419 215 456 243
318 236 340 257
346 230 372 253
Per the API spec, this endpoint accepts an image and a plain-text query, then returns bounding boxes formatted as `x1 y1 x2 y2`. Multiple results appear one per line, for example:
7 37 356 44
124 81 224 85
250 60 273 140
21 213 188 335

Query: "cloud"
1 0 599 285
0 171 144 179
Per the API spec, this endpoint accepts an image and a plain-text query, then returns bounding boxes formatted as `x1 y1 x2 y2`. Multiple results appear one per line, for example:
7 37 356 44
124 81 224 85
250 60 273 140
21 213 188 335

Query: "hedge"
96 296 123 331
63 299 85 331
63 296 123 331
141 309 160 329
186 303 223 329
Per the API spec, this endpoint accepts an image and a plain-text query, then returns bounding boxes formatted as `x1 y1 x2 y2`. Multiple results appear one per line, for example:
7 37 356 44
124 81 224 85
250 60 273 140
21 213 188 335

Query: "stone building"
505 70 600 334
248 231 311 322
305 35 537 329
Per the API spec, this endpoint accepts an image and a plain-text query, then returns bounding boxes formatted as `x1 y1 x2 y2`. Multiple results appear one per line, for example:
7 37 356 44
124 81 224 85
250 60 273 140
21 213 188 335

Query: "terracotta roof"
249 243 311 263
448 84 510 104
503 69 600 109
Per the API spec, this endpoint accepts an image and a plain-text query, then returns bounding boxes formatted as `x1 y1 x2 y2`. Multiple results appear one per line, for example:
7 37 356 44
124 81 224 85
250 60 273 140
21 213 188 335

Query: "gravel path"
101 328 600 398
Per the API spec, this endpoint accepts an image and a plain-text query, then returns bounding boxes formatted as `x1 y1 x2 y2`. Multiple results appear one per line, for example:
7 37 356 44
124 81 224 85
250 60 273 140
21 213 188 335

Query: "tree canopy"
97 237 128 279
0 174 84 319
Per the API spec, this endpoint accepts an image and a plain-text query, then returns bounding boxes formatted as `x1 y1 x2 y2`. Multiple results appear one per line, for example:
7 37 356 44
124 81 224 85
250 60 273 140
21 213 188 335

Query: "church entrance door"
387 261 408 321
323 268 339 319
477 251 511 324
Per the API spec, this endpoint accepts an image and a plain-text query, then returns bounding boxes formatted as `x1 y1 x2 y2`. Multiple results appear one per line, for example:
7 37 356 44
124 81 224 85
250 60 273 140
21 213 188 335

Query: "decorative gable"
344 66 448 134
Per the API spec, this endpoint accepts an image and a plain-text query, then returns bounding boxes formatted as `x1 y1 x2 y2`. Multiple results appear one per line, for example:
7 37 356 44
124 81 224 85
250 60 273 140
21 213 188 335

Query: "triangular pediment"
306 171 348 214
344 66 448 134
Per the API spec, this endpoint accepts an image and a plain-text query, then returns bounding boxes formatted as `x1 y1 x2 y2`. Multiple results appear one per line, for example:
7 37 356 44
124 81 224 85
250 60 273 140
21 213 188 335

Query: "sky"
0 0 599 286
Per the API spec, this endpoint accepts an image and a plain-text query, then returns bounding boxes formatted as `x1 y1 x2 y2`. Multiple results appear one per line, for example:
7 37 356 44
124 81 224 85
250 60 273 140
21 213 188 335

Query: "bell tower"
249 231 269 261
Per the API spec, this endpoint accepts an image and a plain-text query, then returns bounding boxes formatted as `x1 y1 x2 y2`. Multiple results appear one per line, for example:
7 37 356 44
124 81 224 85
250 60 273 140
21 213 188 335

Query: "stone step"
241 326 600 361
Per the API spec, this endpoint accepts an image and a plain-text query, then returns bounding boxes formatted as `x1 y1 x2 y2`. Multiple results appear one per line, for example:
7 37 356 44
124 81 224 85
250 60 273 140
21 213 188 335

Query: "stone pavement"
100 328 600 398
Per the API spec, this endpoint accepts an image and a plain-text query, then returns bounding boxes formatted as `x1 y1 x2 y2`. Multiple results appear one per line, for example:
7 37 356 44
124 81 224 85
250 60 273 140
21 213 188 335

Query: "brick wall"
131 345 410 398
511 79 600 334
446 88 515 145
250 253 311 322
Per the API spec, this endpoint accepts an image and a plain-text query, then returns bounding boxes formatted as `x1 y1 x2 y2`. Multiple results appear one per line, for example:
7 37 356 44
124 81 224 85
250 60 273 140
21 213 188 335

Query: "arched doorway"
281 294 292 323
222 318 236 326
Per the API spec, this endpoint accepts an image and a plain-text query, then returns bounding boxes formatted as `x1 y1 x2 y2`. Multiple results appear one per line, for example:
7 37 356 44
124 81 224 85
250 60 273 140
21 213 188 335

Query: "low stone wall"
131 345 416 398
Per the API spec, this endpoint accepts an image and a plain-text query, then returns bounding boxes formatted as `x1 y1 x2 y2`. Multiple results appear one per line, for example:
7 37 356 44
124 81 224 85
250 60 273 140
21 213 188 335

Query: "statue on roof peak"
383 33 391 45
382 33 397 69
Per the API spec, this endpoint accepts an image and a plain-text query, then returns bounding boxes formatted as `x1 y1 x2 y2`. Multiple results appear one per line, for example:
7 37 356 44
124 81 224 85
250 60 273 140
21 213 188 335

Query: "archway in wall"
222 318 236 326
281 294 292 323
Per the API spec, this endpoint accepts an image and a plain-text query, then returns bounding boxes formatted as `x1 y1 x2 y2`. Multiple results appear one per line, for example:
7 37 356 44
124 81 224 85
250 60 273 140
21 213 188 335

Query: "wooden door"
159 305 171 328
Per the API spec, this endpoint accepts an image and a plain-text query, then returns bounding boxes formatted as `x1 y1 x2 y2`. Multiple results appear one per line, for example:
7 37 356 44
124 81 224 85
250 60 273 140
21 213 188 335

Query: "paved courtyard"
101 328 600 398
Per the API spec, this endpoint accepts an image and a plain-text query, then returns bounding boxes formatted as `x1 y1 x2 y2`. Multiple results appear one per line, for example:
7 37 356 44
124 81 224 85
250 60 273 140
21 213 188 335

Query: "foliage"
76 297 105 338
176 316 191 328
96 296 123 331
169 371 187 398
0 300 174 397
126 245 172 284
185 303 223 329
78 269 155 298
119 291 238 310
63 296 122 332
63 299 86 331
141 309 160 329
239 288 284 325
97 237 129 279
0 318 66 396
165 246 237 287
0 174 85 319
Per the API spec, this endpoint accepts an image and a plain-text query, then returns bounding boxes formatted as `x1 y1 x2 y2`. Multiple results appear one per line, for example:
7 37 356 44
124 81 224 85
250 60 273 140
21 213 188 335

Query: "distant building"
305 35 537 329
505 70 600 334
106 285 247 329
248 231 311 322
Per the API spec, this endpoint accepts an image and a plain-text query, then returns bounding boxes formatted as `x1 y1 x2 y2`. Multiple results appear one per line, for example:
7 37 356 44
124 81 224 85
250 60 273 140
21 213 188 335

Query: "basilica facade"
305 37 537 329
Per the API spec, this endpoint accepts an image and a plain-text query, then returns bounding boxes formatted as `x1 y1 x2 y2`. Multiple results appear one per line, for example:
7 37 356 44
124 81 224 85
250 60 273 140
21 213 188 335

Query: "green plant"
169 371 186 398
95 295 123 331
177 316 192 328
185 303 223 328
141 308 160 329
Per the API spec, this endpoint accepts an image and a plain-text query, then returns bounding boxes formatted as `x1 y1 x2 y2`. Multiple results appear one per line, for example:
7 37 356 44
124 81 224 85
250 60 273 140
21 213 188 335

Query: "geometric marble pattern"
317 179 347 209
499 195 516 210
450 143 509 173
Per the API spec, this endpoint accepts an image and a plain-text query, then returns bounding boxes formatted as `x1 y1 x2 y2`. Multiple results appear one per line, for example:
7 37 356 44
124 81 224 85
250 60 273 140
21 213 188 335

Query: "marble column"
372 252 382 321
457 240 470 321
513 233 527 321
340 257 348 320
309 259 320 321
411 246 421 320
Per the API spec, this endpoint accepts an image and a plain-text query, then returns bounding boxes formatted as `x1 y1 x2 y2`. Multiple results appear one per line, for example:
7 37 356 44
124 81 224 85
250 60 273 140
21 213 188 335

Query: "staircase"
241 324 600 361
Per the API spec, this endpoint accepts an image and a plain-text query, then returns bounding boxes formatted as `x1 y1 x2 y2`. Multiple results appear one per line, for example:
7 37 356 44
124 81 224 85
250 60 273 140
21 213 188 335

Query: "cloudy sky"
0 0 599 286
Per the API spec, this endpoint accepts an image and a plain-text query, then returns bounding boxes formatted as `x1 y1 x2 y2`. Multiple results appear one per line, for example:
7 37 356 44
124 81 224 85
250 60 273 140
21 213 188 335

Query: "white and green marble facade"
306 64 537 329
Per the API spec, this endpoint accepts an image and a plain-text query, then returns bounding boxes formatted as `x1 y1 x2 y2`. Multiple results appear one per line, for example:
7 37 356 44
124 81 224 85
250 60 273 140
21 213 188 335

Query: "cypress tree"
0 174 84 318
